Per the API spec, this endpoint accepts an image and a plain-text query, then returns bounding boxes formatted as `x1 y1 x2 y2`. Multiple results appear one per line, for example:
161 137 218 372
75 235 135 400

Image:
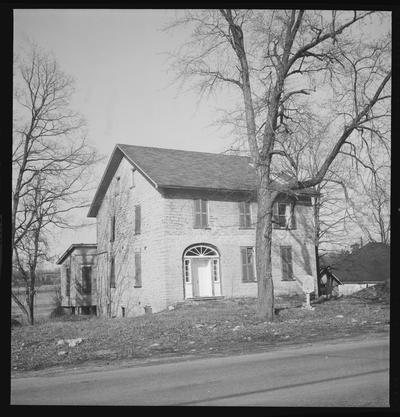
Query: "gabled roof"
87 144 317 218
56 243 97 265
329 242 390 284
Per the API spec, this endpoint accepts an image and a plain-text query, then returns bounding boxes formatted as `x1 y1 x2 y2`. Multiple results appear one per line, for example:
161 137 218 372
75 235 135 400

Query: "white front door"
193 258 213 297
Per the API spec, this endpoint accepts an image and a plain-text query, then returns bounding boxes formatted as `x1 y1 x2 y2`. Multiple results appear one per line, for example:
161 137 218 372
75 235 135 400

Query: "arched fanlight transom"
184 244 219 258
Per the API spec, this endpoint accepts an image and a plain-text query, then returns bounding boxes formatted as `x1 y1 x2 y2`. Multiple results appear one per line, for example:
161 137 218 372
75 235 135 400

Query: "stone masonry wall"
95 155 317 317
162 190 317 305
96 157 167 317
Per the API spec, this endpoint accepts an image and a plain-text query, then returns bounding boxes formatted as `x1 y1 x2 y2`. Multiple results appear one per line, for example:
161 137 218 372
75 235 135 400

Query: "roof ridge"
117 143 251 159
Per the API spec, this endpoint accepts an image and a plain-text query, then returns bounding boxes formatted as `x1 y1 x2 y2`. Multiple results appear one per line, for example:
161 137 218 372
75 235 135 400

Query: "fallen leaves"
11 295 389 373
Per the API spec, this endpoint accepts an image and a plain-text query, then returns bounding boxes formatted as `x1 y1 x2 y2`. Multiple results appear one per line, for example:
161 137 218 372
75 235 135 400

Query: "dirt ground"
11 285 390 375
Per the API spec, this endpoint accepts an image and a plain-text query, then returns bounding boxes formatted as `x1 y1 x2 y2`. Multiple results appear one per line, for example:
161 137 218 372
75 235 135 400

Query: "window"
121 306 126 318
131 169 135 188
212 259 220 282
194 199 208 228
81 266 92 294
135 205 141 234
273 202 296 229
134 252 142 287
241 247 256 282
110 257 116 288
110 215 116 242
281 246 294 281
239 201 252 228
115 176 121 197
184 259 192 283
65 267 71 297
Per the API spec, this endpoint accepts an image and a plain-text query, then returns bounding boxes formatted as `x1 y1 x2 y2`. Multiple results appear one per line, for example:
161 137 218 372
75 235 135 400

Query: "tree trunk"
28 289 35 325
313 194 321 297
256 184 275 321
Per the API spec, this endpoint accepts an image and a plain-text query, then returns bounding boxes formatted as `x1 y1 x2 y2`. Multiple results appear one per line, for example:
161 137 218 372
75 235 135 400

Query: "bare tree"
168 9 391 320
12 44 100 324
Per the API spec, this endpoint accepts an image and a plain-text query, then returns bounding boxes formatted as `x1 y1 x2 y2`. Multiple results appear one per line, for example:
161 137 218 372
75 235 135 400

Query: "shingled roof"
329 242 390 284
87 144 317 217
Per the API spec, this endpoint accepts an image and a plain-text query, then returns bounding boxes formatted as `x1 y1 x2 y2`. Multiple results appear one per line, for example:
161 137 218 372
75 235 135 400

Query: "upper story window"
134 205 141 234
81 266 92 295
239 201 252 228
194 199 208 228
273 202 296 229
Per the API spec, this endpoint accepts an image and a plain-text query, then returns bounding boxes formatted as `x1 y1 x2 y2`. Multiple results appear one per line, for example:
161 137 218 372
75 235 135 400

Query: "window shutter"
110 216 115 242
110 257 115 288
287 248 293 279
201 200 208 227
239 202 245 227
273 203 279 229
247 248 255 281
241 247 248 281
245 203 252 227
291 203 297 229
135 252 142 287
281 247 293 280
194 199 201 228
135 205 141 234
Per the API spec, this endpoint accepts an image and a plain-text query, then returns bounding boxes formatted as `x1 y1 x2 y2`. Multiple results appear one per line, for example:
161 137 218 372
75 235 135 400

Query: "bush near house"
11 289 389 374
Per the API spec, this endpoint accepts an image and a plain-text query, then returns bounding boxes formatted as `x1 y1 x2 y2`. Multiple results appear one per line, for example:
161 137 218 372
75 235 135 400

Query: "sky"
13 9 391 263
14 9 236 260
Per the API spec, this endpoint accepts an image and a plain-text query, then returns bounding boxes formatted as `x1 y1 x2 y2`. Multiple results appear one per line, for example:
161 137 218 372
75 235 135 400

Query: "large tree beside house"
166 9 391 320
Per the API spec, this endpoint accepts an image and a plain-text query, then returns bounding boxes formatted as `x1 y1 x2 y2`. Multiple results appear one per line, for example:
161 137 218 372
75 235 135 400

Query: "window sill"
239 227 255 230
134 285 142 288
193 227 211 230
281 279 295 282
242 280 257 283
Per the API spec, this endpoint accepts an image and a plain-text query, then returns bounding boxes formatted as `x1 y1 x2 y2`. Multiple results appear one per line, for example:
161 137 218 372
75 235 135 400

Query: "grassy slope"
11 287 389 373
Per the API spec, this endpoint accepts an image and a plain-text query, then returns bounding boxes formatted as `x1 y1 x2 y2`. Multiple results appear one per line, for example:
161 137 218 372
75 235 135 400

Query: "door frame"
182 243 221 299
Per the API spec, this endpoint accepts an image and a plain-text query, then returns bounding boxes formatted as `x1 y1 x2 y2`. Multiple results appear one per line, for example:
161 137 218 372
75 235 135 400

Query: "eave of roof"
56 243 97 265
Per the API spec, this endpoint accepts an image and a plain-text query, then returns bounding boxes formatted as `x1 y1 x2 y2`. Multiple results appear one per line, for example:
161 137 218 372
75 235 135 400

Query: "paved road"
11 336 389 406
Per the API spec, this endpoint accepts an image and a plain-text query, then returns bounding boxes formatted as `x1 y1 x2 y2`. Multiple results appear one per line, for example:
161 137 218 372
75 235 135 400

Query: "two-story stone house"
87 144 318 318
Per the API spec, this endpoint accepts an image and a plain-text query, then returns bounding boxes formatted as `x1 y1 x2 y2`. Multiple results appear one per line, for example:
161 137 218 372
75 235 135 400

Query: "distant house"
56 244 97 315
322 242 390 296
87 144 319 318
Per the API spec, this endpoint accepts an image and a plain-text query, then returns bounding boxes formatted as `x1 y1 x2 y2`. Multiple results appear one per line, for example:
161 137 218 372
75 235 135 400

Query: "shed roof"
56 243 97 265
88 144 317 217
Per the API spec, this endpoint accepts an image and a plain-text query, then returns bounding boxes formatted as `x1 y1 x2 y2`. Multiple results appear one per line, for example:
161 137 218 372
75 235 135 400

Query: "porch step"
190 296 225 301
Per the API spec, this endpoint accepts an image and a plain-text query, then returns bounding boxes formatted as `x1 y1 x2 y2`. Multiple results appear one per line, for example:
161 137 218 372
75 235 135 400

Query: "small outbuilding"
321 242 390 296
56 243 97 315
